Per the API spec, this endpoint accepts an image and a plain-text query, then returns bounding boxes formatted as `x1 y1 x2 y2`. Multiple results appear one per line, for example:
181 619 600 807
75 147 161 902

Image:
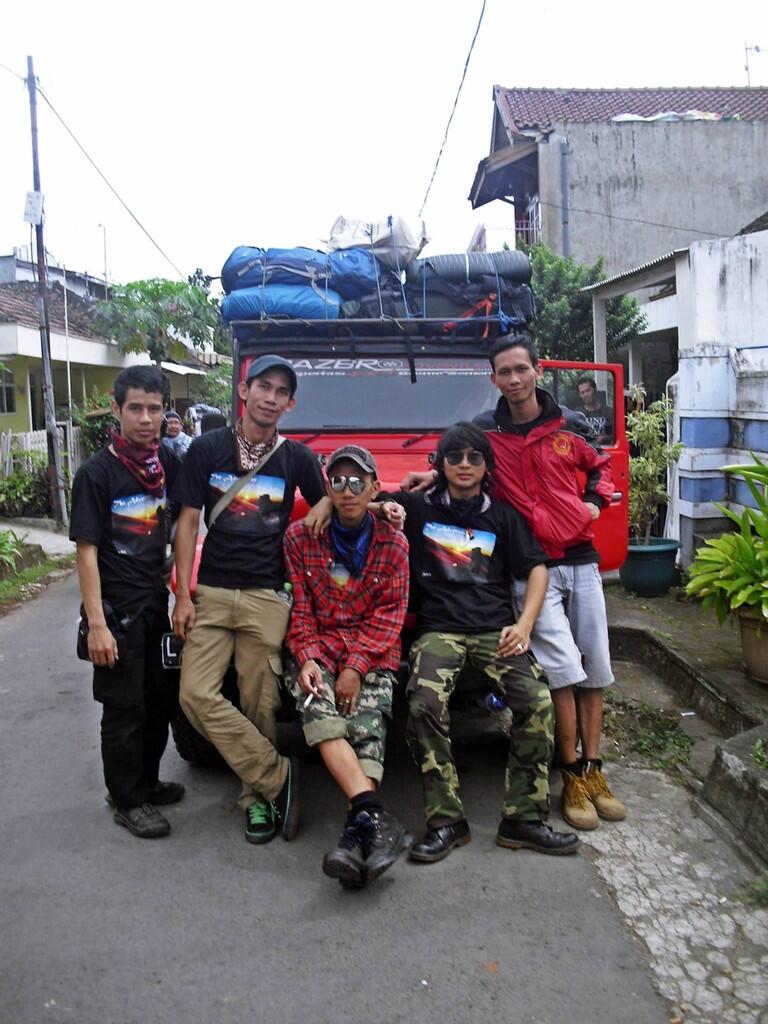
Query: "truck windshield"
280 356 498 430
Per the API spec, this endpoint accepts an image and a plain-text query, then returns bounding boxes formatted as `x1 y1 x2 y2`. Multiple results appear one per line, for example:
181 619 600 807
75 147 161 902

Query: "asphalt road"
0 574 668 1024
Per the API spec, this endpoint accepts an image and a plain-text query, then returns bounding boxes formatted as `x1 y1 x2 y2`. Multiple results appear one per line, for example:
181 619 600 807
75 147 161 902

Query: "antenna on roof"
745 43 763 87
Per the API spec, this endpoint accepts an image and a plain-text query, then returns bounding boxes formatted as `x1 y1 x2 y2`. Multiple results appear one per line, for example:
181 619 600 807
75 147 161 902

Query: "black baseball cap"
326 444 378 478
244 354 297 395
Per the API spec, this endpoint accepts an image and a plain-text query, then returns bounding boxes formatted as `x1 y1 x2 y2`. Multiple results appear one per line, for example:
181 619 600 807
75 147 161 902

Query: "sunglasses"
444 449 486 467
329 475 367 495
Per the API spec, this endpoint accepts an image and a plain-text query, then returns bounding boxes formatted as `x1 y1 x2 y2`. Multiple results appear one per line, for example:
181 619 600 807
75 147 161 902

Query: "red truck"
171 320 628 763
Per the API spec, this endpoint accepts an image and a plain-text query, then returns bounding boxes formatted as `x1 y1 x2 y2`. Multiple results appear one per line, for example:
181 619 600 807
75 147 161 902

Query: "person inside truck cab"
378 423 580 862
576 376 613 445
401 334 627 834
171 354 326 846
283 444 412 888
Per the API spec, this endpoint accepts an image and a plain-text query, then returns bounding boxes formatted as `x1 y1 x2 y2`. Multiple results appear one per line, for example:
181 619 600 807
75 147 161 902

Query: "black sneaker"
409 820 471 863
495 818 581 855
273 757 300 841
355 809 412 881
105 781 185 809
245 801 276 845
322 824 366 887
113 803 171 839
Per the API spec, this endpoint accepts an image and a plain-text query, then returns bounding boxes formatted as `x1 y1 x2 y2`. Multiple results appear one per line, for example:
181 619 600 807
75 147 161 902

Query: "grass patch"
751 738 768 772
738 871 768 908
603 690 694 772
0 554 76 611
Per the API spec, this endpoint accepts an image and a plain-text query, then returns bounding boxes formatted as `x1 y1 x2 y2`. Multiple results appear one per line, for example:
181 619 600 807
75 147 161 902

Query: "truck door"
539 360 628 571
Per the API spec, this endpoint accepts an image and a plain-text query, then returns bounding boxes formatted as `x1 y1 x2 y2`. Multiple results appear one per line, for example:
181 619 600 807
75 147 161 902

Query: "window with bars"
0 365 16 414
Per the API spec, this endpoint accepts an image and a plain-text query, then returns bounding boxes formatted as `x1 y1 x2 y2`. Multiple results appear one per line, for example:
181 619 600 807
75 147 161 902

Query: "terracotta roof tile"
0 282 102 340
496 86 768 129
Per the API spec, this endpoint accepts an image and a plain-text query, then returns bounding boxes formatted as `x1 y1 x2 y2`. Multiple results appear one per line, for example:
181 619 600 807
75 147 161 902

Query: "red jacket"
474 390 614 561
283 516 409 678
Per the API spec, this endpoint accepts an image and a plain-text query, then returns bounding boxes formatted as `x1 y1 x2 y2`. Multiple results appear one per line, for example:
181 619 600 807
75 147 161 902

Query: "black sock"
563 760 583 776
582 757 603 771
347 790 383 823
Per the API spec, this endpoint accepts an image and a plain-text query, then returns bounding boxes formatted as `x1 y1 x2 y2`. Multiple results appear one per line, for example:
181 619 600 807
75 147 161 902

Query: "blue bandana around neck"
329 512 374 578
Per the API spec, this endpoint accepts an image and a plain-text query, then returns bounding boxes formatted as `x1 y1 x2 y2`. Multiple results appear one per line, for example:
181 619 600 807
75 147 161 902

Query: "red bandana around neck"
111 428 166 497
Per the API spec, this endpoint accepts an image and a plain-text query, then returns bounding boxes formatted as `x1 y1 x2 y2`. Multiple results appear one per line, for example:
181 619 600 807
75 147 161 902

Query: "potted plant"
619 385 683 596
685 453 768 685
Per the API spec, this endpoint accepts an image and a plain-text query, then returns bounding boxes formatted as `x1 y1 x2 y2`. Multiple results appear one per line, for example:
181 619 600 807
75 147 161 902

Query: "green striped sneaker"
245 801 276 845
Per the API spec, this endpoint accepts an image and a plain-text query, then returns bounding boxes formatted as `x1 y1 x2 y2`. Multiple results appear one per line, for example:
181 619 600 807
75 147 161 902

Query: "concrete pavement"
0 574 670 1024
0 517 75 558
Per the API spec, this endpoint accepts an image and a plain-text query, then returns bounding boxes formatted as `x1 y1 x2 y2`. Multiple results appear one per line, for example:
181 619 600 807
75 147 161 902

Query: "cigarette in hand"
303 693 315 710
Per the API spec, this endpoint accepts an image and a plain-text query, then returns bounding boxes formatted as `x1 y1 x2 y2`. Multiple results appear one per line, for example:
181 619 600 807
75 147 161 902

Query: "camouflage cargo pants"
287 662 394 783
406 631 554 827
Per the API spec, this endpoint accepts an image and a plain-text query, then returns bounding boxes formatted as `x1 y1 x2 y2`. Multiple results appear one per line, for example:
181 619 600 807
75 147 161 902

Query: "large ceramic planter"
738 608 768 685
619 538 681 597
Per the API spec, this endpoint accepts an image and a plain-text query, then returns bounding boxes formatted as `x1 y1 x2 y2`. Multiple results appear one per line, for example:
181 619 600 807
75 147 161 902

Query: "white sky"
2 0 767 288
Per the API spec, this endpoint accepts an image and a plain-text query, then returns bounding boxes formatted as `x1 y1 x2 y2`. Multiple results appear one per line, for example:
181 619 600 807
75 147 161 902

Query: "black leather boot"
409 819 471 863
495 818 581 855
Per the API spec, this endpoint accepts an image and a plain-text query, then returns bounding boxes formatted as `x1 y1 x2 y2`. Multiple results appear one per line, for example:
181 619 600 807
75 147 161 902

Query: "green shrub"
0 453 52 518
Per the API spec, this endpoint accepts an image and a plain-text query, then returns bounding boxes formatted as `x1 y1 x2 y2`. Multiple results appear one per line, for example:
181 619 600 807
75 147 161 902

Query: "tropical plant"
516 242 646 361
71 388 118 456
94 278 222 363
685 453 768 623
625 385 683 542
0 529 23 571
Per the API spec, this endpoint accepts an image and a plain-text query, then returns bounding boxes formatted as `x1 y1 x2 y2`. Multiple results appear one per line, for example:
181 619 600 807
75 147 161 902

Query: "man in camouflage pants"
380 423 580 862
283 445 412 887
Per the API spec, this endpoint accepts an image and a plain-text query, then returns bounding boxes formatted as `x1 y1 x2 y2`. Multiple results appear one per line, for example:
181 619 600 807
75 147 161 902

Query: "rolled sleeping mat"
405 250 531 286
221 284 341 323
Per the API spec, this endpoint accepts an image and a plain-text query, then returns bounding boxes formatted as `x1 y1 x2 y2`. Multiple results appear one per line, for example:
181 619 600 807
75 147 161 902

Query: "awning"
468 141 538 209
160 361 207 377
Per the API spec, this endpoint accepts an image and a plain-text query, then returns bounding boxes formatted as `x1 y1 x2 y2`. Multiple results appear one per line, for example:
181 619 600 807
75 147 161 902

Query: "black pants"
92 607 179 809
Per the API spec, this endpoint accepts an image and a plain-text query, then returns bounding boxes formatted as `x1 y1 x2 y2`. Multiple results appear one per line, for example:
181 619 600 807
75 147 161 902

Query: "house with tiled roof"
0 279 205 433
469 86 768 274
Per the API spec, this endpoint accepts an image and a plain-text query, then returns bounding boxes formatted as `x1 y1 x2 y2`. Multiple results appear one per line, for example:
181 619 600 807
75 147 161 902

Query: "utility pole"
98 223 109 300
26 55 68 527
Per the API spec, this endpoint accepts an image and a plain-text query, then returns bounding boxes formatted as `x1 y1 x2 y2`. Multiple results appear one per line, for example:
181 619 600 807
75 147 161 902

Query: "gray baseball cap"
244 354 297 394
326 444 378 478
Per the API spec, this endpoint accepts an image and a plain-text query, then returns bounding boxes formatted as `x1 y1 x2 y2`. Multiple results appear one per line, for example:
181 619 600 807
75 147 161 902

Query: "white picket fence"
0 425 85 479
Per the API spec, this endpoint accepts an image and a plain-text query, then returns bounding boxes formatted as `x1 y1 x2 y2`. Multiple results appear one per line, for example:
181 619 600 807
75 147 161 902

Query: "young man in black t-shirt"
70 365 182 839
172 354 325 845
381 423 580 862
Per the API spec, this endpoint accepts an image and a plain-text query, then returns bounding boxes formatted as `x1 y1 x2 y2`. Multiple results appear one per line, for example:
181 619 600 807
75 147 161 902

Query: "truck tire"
170 709 224 767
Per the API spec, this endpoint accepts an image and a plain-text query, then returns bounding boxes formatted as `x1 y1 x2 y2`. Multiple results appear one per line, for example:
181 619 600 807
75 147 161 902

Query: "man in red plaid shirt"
283 444 412 888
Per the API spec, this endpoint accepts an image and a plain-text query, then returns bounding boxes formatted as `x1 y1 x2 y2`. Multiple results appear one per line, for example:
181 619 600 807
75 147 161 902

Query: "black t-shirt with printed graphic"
382 489 545 634
172 427 325 589
69 445 180 616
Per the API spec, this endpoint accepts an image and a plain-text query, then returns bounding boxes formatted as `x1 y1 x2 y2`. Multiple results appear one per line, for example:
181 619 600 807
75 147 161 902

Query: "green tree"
94 278 222 363
189 364 233 412
520 242 645 362
188 268 231 357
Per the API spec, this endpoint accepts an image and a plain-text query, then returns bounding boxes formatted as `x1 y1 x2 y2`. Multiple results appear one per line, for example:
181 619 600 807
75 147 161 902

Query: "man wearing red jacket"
284 445 412 888
404 333 626 831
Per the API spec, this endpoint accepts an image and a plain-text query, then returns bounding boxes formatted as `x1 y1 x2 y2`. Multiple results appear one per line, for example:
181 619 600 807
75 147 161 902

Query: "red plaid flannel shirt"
283 517 409 678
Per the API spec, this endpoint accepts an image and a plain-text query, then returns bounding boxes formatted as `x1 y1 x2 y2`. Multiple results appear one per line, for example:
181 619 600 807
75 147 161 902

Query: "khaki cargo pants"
179 584 289 809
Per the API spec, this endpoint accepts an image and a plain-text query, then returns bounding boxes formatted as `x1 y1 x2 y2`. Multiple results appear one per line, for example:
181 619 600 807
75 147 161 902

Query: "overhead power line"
0 61 26 82
418 0 487 219
34 83 185 280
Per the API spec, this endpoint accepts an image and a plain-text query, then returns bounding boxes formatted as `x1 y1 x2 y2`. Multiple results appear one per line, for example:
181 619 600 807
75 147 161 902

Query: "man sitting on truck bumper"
171 355 326 845
283 445 412 888
386 423 580 861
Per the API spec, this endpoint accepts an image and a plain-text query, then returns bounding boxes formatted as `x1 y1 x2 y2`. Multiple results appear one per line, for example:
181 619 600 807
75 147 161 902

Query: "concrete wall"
538 121 768 275
673 231 768 562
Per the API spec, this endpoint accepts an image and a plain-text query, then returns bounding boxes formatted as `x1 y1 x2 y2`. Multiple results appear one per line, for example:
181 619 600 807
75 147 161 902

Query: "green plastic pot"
619 538 681 597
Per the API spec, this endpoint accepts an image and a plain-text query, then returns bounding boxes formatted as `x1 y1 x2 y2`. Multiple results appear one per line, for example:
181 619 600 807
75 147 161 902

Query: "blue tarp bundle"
221 246 378 301
221 284 341 323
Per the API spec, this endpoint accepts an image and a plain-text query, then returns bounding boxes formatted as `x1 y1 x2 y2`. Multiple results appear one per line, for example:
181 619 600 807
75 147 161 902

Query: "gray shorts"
512 563 614 691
